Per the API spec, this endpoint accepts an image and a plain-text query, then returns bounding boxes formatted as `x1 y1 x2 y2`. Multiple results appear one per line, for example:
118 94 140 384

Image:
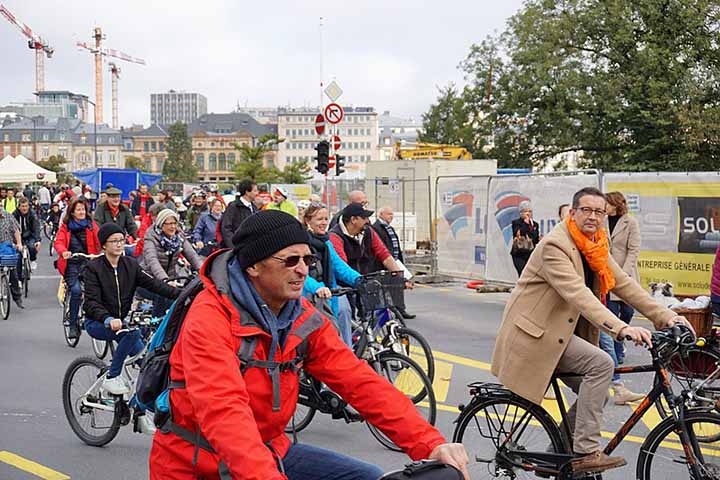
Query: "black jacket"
131 194 155 217
13 209 41 243
94 202 138 237
83 254 181 323
510 218 540 257
220 198 254 248
371 220 403 262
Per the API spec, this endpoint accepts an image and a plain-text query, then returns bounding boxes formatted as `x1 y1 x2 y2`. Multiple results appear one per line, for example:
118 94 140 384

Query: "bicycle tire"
0 274 9 320
22 256 30 298
62 356 122 447
284 372 319 434
452 395 567 479
43 222 54 241
388 326 435 383
366 352 437 451
636 410 720 479
92 337 109 360
63 290 80 348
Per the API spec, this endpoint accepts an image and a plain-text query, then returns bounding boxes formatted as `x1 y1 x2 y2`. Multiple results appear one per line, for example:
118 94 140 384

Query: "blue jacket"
303 239 360 317
192 211 220 244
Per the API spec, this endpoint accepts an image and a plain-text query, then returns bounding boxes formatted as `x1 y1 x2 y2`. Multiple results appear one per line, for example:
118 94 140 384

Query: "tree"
164 121 197 181
425 0 720 171
36 155 67 173
281 159 312 184
233 133 284 183
124 155 145 171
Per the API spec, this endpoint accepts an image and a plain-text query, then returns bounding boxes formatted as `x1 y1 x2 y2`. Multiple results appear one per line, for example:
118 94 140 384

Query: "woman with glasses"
53 197 101 340
303 203 360 345
140 209 202 317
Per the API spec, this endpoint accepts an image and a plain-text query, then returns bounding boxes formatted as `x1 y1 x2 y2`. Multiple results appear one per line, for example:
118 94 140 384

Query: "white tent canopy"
0 155 57 184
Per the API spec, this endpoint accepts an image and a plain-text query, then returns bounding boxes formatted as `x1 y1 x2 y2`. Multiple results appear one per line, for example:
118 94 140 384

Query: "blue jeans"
137 287 172 319
65 261 84 327
599 332 621 383
282 443 383 480
607 300 634 362
85 319 144 378
336 295 353 346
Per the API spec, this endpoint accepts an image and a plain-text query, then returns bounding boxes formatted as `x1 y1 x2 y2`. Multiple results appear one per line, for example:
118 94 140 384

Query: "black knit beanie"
233 210 309 268
98 222 124 246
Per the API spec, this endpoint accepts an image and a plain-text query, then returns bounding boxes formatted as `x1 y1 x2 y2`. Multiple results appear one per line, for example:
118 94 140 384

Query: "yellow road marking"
426 348 492 371
432 360 453 403
0 451 70 480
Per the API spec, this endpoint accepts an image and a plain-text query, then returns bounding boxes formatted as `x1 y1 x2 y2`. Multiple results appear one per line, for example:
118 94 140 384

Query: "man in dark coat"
93 187 138 238
219 179 257 248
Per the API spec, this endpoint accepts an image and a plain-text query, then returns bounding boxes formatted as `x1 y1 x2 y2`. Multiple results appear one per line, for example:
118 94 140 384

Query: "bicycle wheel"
284 371 318 434
62 356 121 447
22 256 30 298
63 289 80 348
383 326 435 383
366 352 437 451
92 337 109 360
637 410 720 479
43 222 54 241
452 395 566 479
0 274 10 320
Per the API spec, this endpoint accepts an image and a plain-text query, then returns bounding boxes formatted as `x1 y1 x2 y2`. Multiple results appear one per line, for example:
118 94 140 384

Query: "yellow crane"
394 142 472 160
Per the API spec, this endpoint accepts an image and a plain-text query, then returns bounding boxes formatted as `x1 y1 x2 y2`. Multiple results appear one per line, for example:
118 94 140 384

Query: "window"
156 159 164 172
211 142 215 147
58 147 67 158
218 153 226 171
151 142 157 152
109 152 117 166
22 133 31 142
197 142 203 148
196 153 205 170
143 142 149 152
42 133 49 141
42 147 50 158
109 136 115 144
144 159 152 171
228 152 236 168
209 153 217 170
159 142 165 151
3 146 9 156
3 134 8 142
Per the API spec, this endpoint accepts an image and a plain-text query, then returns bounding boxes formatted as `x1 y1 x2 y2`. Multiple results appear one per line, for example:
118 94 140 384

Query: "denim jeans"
336 295 353 346
598 331 621 383
84 319 144 378
282 443 384 480
64 261 83 327
607 300 634 362
137 287 172 319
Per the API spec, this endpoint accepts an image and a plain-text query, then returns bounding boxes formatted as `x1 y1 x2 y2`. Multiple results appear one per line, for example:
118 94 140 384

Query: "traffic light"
314 141 329 174
335 153 346 176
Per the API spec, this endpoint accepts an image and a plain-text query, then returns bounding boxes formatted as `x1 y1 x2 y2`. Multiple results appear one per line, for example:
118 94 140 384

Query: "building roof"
130 123 169 138
188 113 276 138
0 116 120 145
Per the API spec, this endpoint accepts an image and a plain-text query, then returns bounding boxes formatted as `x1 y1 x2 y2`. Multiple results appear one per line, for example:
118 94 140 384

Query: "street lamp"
86 99 98 168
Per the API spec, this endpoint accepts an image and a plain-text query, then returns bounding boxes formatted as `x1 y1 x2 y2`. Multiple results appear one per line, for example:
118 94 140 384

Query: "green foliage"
164 122 197 182
233 133 285 183
422 0 720 171
281 159 312 184
36 155 67 173
124 155 145 171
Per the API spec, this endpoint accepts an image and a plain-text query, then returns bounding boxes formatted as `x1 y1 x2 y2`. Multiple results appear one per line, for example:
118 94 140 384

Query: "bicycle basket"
0 253 19 267
357 271 404 312
667 347 720 380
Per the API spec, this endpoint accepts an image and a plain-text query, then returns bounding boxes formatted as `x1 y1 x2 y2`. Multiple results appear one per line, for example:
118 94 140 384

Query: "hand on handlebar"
428 443 470 480
194 241 204 249
667 315 695 337
619 325 653 347
109 318 123 332
62 251 72 259
316 287 332 299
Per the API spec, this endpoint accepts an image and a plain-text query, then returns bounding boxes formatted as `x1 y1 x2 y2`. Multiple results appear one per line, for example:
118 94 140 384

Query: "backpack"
380 461 464 480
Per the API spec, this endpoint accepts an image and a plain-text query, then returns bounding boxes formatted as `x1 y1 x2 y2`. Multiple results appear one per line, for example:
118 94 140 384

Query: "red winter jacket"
53 221 101 276
149 250 445 480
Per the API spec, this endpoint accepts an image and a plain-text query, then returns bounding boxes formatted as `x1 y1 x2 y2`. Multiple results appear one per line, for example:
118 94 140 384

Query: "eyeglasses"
578 207 607 217
270 254 318 268
163 221 178 226
106 238 126 246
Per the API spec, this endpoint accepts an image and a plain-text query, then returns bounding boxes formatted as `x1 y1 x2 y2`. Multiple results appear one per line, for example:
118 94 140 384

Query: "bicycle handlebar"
69 252 102 260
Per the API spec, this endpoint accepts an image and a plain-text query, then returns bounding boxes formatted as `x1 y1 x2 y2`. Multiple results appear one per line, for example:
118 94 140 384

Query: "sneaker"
13 297 24 309
543 386 557 400
68 324 80 339
30 261 37 271
102 375 130 395
571 450 626 474
612 384 644 405
136 414 156 435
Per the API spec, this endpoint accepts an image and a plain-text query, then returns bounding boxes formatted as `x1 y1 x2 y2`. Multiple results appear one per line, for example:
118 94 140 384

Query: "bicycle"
0 251 18 320
287 274 437 452
61 252 102 348
19 245 31 298
62 308 161 447
452 325 720 479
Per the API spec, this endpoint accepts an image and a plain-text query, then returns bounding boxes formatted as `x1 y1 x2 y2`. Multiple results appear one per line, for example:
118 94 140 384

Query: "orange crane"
0 4 54 95
77 27 145 127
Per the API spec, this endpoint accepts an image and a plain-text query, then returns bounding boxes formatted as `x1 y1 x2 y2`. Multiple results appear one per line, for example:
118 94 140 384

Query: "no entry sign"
314 114 325 135
332 135 341 150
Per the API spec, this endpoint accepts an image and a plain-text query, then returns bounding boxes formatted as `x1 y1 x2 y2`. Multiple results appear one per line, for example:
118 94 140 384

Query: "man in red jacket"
149 210 468 480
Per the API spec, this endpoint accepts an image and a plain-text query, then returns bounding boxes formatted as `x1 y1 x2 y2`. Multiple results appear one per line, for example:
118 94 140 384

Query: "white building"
377 111 422 161
151 90 208 125
277 106 378 177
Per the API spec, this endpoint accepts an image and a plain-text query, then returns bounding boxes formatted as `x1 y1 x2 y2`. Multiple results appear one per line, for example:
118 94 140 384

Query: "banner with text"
604 173 720 296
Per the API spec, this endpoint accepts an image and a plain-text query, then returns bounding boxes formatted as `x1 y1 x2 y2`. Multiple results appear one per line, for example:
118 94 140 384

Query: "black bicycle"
453 325 720 479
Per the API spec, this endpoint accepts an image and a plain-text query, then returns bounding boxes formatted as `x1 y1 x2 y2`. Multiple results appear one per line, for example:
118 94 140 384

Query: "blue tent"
73 168 163 201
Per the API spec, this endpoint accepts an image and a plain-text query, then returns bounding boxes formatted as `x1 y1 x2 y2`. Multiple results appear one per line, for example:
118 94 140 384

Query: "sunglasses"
270 254 318 268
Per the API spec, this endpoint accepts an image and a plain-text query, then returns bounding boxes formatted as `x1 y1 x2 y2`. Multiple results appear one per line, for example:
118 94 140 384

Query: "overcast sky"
0 0 524 127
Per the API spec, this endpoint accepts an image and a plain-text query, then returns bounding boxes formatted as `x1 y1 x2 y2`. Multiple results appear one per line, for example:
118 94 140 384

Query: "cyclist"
93 187 138 239
139 209 202 317
219 179 258 248
134 203 165 258
82 223 181 408
192 197 222 257
45 203 62 237
12 197 41 271
54 197 101 339
0 204 23 309
149 210 469 480
131 183 155 218
185 191 208 230
491 186 693 475
302 202 359 345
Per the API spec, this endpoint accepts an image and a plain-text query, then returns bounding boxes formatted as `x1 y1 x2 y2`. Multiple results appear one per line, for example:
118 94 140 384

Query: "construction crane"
0 4 54 95
77 27 145 126
109 63 120 129
394 141 472 160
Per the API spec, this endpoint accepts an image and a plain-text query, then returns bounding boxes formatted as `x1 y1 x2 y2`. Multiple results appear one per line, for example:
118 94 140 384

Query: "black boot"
13 297 24 309
399 309 416 319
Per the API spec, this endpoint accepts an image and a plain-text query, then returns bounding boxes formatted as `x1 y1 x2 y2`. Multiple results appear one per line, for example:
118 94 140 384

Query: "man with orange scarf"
491 187 692 475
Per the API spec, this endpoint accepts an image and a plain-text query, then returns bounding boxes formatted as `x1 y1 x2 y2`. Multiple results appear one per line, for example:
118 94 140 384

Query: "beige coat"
491 222 676 405
608 214 641 301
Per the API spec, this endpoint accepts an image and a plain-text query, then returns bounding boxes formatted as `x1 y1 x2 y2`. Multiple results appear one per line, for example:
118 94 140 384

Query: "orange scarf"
567 218 615 299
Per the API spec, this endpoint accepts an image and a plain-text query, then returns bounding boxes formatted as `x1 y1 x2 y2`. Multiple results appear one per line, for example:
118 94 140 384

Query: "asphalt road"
0 254 710 479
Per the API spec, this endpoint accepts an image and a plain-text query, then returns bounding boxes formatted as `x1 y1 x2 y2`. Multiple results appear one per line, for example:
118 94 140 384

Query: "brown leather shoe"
571 450 627 474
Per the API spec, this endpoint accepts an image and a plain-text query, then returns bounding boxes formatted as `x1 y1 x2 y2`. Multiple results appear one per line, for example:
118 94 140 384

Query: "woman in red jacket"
54 196 101 339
